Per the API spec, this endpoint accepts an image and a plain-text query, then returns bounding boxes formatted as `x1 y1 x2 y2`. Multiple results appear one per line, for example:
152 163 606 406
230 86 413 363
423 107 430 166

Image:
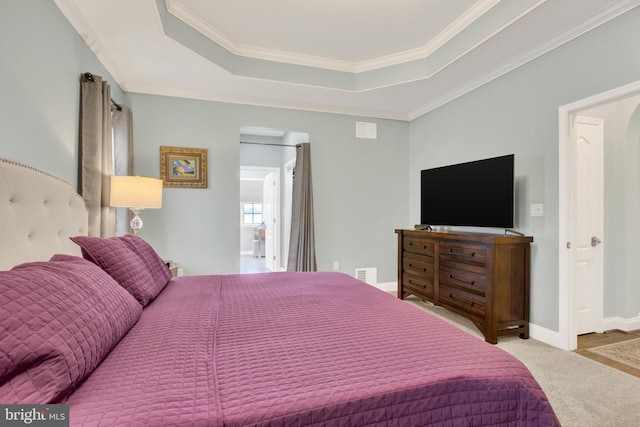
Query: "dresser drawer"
403 235 435 256
439 285 486 317
440 258 487 275
440 241 487 264
403 272 434 299
402 252 434 277
440 264 486 295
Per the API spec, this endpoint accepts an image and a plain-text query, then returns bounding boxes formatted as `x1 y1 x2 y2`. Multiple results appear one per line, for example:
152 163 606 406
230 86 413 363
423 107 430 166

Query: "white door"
262 172 278 271
571 115 604 335
282 158 295 271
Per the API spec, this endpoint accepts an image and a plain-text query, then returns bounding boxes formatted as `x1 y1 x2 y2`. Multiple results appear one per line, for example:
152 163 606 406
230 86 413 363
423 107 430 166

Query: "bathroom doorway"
239 126 308 273
240 167 280 273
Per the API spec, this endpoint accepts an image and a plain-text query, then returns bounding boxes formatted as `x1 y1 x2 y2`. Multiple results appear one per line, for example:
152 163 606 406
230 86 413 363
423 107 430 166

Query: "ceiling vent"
356 122 377 139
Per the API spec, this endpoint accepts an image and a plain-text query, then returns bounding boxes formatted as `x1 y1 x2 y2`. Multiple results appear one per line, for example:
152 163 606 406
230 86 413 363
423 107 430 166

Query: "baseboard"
372 281 397 293
603 315 640 332
528 317 640 350
529 323 566 349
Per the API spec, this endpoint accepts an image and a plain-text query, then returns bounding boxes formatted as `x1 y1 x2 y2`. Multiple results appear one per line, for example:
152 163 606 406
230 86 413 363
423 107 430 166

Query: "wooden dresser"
396 229 533 344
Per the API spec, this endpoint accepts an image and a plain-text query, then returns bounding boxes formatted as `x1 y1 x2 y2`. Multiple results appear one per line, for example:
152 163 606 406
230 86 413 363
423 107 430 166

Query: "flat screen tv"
420 154 514 228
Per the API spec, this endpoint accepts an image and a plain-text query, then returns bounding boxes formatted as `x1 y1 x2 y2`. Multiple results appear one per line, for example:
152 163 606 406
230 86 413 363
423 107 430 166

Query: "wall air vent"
356 121 377 139
355 267 377 285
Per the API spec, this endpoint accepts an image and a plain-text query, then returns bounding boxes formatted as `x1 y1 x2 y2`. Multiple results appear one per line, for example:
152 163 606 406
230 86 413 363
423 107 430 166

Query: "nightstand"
165 260 179 277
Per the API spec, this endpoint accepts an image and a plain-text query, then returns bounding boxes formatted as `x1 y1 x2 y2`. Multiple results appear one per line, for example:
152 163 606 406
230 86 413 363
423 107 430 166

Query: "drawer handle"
449 294 475 307
449 274 475 287
448 248 475 258
409 242 428 250
408 263 427 272
408 279 426 289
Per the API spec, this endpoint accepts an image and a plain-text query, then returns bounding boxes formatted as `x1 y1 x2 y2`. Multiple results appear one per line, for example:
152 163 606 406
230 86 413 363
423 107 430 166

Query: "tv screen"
420 154 514 228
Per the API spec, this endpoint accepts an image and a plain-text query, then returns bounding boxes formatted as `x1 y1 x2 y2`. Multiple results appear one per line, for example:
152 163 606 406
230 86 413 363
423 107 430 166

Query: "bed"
0 157 560 426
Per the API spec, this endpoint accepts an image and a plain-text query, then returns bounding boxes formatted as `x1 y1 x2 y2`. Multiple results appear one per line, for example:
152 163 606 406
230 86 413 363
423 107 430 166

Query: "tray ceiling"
54 0 639 120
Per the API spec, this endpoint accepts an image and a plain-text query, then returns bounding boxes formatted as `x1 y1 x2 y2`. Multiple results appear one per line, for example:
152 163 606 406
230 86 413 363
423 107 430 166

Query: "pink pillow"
0 256 142 403
70 235 172 307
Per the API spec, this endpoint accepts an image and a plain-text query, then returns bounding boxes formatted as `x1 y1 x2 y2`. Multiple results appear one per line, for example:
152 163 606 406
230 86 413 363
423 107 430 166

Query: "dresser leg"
485 333 498 345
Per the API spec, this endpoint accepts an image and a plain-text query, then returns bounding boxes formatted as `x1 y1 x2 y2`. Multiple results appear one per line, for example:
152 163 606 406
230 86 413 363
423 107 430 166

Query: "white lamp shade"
110 176 163 209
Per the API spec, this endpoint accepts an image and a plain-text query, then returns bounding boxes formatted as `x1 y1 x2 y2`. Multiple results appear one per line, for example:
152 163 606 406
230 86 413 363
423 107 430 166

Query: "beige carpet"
403 296 640 427
588 337 640 371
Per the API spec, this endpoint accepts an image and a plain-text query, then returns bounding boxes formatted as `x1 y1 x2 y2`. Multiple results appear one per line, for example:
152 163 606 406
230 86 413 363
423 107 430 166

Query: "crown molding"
355 0 499 73
160 0 555 92
124 83 410 121
165 0 499 74
53 0 127 88
165 0 357 73
408 0 640 120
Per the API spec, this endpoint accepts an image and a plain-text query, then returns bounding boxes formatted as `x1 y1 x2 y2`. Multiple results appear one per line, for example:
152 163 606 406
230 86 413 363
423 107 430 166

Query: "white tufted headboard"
0 158 88 270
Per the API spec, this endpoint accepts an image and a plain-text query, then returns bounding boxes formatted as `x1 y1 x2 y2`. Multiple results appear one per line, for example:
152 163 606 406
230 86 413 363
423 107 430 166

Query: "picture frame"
160 146 208 188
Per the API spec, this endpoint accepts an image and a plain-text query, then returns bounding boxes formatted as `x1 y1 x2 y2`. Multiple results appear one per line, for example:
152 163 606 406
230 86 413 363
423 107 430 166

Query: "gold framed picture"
160 146 208 188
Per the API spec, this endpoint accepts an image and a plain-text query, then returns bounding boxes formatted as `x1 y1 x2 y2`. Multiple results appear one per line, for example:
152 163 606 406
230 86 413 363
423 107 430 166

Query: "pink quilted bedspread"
66 272 559 426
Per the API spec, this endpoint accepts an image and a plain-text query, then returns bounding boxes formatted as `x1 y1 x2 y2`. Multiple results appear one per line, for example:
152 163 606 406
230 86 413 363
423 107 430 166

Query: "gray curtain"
287 143 317 271
80 73 114 237
112 105 134 236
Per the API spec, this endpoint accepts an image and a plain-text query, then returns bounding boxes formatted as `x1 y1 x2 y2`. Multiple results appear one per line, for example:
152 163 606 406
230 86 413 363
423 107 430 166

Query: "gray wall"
409 8 640 331
128 93 410 278
0 0 129 186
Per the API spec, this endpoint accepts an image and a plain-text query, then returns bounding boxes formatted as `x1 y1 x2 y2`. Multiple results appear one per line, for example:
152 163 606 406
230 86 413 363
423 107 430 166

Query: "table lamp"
109 176 163 235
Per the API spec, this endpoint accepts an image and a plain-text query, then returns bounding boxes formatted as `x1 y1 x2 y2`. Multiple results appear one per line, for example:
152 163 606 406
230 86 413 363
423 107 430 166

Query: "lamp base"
129 207 144 235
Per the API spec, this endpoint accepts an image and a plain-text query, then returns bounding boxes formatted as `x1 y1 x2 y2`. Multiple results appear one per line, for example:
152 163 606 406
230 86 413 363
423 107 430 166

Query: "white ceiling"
54 0 639 121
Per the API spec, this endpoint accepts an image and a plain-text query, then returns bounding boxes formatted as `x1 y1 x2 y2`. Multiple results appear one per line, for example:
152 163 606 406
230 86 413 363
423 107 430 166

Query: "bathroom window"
242 202 262 225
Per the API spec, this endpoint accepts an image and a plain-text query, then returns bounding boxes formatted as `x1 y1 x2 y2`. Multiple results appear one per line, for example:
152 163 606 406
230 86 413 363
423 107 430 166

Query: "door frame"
282 157 296 271
239 166 281 269
558 80 640 350
262 170 280 272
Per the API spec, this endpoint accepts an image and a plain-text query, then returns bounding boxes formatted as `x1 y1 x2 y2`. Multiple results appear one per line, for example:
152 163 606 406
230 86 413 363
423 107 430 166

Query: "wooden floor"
575 329 640 378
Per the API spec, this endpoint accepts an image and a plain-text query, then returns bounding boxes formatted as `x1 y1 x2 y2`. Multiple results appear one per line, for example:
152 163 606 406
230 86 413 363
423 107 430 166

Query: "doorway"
239 126 308 274
240 167 280 273
559 81 640 350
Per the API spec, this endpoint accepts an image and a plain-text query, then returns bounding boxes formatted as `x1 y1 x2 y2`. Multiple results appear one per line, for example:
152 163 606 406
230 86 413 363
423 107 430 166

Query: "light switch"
531 203 544 217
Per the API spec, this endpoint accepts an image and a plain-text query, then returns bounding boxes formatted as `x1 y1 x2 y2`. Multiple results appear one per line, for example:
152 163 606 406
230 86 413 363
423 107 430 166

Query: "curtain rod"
110 99 122 111
83 72 122 111
240 141 300 148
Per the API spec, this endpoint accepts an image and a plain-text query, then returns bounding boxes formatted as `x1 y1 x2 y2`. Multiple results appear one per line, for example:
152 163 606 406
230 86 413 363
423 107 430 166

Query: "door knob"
591 236 602 247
